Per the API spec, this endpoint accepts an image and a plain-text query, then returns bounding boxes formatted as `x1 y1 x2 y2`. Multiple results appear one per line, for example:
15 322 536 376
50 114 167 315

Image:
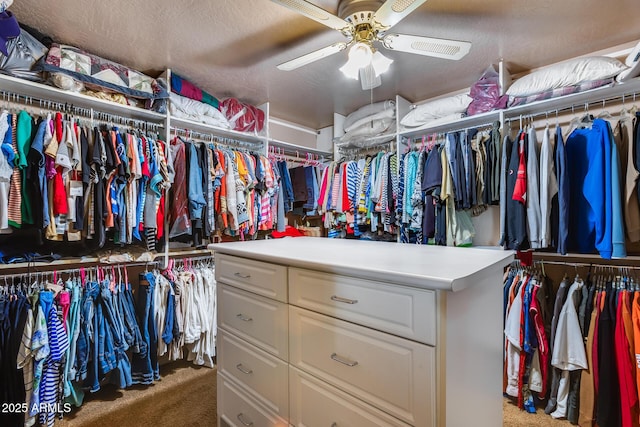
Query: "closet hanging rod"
93 111 163 132
269 145 327 161
269 152 326 165
1 90 92 117
268 139 333 157
533 260 640 270
0 260 161 279
338 139 395 155
505 90 640 124
171 126 263 149
1 90 164 129
271 146 332 158
532 260 593 268
408 121 498 140
339 145 393 158
172 255 214 263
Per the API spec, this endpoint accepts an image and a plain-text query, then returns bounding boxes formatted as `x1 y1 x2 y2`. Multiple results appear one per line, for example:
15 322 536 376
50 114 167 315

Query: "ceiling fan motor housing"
338 0 384 25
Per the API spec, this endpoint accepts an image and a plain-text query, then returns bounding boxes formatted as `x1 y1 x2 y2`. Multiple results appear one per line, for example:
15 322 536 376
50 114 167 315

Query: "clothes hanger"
619 94 631 119
567 103 593 135
597 99 613 120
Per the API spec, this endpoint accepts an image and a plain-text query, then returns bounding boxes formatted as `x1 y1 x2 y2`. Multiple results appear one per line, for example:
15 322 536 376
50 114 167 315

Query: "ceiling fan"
272 0 472 90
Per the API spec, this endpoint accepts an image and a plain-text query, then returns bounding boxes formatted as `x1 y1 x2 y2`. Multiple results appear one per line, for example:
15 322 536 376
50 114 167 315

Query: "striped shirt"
8 113 21 227
39 304 69 427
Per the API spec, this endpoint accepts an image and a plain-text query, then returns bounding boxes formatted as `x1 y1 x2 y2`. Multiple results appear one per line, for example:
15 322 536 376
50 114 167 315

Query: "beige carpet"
55 367 570 427
503 397 573 426
57 361 217 427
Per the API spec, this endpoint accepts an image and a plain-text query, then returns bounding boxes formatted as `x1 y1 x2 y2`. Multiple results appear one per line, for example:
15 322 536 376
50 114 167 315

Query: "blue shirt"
565 119 613 258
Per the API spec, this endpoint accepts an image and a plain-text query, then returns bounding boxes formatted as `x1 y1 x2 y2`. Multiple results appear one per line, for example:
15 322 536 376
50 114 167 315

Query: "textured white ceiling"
8 0 640 129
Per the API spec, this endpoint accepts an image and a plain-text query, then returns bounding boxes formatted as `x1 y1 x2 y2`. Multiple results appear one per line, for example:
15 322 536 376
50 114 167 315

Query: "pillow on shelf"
337 117 394 147
508 78 614 107
506 56 627 98
345 107 395 133
617 40 640 82
343 100 395 132
36 43 169 100
406 113 465 129
171 73 220 109
170 92 230 129
400 93 472 127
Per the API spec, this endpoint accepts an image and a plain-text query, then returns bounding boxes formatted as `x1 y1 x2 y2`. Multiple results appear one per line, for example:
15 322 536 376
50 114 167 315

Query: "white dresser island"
210 238 514 427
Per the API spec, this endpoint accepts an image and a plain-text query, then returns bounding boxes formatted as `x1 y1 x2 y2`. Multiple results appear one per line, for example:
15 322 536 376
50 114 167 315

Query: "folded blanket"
170 92 230 129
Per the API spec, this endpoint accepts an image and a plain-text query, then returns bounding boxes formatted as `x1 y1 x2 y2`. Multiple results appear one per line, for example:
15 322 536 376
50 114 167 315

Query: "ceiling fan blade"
372 0 428 31
271 0 352 32
381 33 471 60
277 42 348 71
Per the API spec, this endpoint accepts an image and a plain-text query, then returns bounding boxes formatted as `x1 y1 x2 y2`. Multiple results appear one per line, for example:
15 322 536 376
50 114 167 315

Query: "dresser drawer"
289 366 412 427
215 253 288 302
218 372 288 427
289 306 435 427
218 284 289 360
289 268 437 345
218 329 289 418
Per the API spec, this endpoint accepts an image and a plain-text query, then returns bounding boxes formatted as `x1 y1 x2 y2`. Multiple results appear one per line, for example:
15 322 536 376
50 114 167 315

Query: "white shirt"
551 279 587 371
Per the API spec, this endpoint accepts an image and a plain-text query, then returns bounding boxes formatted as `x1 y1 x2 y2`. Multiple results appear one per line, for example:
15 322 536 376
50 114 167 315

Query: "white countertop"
209 238 514 292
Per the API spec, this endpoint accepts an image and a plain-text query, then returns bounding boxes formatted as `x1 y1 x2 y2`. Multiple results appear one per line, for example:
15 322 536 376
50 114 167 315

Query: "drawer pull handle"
236 313 253 322
330 353 358 367
237 413 254 426
331 295 358 304
234 272 252 279
236 363 253 375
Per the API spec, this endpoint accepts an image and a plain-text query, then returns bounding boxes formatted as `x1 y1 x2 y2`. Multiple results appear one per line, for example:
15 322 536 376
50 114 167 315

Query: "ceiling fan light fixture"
349 42 373 66
371 50 393 76
340 41 387 80
340 42 373 79
339 59 361 79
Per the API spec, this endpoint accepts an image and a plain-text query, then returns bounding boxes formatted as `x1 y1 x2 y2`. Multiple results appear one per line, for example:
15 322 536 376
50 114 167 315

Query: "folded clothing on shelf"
171 72 220 109
220 98 265 133
0 251 62 264
36 43 169 100
169 91 230 129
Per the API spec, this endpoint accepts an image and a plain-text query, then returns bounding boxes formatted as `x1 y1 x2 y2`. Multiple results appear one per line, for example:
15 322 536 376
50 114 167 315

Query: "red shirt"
512 133 527 203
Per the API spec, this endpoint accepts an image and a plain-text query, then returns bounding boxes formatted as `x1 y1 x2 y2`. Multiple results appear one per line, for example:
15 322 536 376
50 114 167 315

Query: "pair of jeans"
131 272 159 384
83 281 111 393
98 281 132 389
122 283 145 355
162 289 175 346
86 281 119 393
76 281 99 383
